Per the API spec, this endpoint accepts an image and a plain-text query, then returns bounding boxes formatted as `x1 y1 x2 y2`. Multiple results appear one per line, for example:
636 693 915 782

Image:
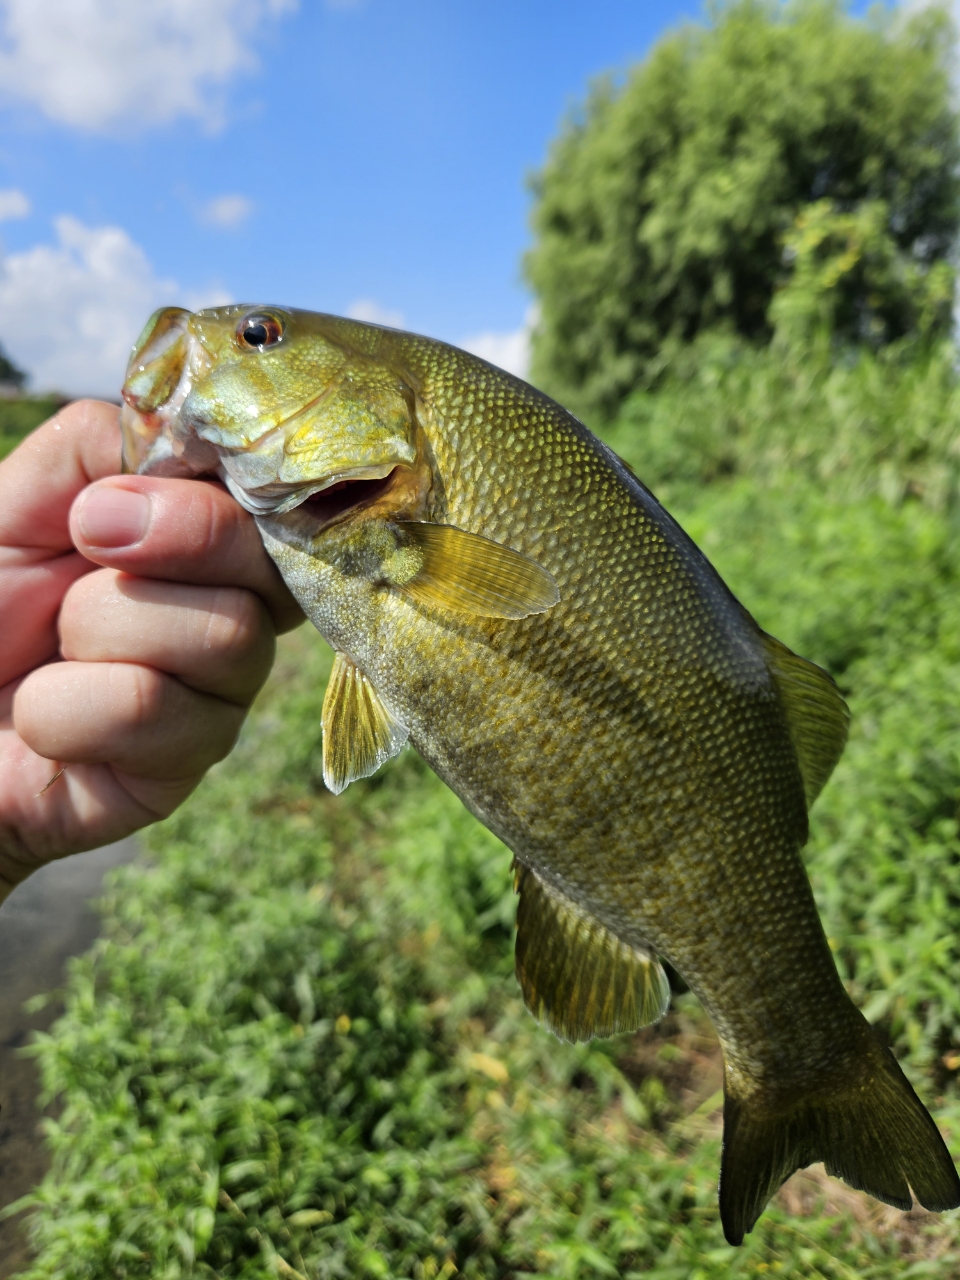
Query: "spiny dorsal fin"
513 862 670 1043
759 633 850 809
393 522 559 620
321 652 408 795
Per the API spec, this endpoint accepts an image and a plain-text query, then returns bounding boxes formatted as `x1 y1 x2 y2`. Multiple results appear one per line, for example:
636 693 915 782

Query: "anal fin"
321 652 408 795
514 862 670 1042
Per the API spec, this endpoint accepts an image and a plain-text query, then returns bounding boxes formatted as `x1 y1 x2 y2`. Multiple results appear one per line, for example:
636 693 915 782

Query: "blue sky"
0 0 885 394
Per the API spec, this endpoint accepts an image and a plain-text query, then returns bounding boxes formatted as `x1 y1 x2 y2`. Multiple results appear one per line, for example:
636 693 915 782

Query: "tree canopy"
525 0 960 422
0 343 25 390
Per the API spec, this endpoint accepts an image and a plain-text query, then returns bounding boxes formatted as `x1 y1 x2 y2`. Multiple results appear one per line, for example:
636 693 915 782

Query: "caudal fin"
719 1031 960 1245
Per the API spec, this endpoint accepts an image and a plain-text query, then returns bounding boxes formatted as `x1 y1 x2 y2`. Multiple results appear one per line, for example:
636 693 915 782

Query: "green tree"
0 343 25 390
525 1 960 422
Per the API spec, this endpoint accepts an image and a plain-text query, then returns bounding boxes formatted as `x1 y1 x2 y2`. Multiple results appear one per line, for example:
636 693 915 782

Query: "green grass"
9 340 960 1275
0 398 65 460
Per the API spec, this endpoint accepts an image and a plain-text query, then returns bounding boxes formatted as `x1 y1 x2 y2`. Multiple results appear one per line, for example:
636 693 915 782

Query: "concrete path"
0 839 138 1277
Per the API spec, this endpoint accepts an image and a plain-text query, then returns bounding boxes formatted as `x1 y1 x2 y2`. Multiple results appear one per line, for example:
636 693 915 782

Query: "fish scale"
121 302 960 1244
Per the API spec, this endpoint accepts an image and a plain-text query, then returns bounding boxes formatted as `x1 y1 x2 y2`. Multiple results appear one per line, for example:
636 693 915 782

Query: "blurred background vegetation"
7 1 960 1275
0 347 62 463
527 0 960 422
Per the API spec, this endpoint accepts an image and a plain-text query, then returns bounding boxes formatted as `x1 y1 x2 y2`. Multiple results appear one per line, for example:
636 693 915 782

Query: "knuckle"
57 568 119 655
115 663 168 732
62 398 99 422
190 481 245 559
202 588 265 661
56 398 119 438
60 563 111 612
10 670 41 734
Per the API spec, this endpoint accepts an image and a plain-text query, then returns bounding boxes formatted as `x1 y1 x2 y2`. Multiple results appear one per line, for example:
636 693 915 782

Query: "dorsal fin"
513 862 670 1043
759 632 849 809
392 522 560 620
321 652 408 795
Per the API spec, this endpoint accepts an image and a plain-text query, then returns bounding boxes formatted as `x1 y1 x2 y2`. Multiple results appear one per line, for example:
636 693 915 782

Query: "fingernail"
77 487 151 547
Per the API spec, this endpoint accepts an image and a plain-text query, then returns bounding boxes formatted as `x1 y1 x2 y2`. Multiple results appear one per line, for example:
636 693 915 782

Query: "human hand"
0 400 303 897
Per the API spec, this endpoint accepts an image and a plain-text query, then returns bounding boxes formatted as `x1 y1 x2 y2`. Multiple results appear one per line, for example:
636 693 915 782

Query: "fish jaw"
121 304 428 522
121 306 219 478
204 364 420 518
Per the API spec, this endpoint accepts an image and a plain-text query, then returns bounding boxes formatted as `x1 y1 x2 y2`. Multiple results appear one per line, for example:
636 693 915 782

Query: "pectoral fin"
392 522 560 620
759 633 850 808
321 652 409 795
514 862 670 1042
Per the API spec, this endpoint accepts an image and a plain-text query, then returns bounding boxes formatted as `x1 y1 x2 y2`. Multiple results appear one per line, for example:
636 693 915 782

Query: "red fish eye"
237 313 284 350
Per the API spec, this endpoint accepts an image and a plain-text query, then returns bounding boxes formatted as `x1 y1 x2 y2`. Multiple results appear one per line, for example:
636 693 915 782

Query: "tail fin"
719 1031 960 1245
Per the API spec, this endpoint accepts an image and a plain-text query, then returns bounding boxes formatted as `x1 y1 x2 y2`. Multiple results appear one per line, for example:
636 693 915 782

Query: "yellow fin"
394 522 559 619
759 633 850 809
513 862 670 1042
321 652 408 795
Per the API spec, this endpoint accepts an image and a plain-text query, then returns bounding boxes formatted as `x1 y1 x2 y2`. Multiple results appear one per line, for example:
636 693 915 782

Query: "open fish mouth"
296 469 397 527
218 460 401 522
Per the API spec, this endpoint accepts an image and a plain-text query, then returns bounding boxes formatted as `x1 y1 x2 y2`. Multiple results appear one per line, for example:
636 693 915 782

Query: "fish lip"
220 463 400 520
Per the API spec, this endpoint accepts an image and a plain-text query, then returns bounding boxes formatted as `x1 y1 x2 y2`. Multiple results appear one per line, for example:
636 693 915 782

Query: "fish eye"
236 312 284 351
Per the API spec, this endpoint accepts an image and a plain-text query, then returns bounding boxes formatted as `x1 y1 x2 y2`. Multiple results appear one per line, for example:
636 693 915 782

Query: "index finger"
70 475 304 634
0 399 121 555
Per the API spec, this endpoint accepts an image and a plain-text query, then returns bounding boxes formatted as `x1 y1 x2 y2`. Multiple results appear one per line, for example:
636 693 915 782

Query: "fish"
120 303 960 1244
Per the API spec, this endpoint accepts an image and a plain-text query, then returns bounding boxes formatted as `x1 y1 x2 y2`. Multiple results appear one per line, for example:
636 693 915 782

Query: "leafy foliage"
604 334 960 512
0 345 26 391
0 398 64 461
526 0 960 421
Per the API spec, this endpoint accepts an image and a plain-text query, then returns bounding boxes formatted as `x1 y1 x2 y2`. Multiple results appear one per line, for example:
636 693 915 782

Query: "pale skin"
0 399 303 899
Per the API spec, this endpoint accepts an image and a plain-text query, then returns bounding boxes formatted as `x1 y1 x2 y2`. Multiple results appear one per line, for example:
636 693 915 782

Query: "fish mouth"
295 469 398 529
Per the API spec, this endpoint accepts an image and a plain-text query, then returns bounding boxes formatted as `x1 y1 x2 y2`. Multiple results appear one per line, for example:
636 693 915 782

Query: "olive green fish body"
260 342 838 1082
121 305 960 1243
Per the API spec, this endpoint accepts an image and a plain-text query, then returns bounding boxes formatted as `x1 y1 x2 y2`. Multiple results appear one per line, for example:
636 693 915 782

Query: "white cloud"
0 188 29 221
0 215 181 396
200 194 253 228
460 307 537 380
184 286 235 312
0 0 298 132
347 298 406 329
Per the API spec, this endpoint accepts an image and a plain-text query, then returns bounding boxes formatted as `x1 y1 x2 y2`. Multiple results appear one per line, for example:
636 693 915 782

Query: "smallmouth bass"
121 304 960 1243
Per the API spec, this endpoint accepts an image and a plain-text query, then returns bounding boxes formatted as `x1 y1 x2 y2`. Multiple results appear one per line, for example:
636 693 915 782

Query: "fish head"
121 303 429 524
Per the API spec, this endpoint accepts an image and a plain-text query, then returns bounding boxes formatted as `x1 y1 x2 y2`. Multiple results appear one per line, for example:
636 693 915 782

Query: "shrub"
526 0 960 421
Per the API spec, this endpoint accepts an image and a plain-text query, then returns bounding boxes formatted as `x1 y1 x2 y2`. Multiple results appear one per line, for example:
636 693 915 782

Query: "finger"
0 730 153 882
0 400 121 554
0 550 91 688
0 401 121 686
0 720 201 872
70 475 304 633
59 569 276 704
13 661 246 781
